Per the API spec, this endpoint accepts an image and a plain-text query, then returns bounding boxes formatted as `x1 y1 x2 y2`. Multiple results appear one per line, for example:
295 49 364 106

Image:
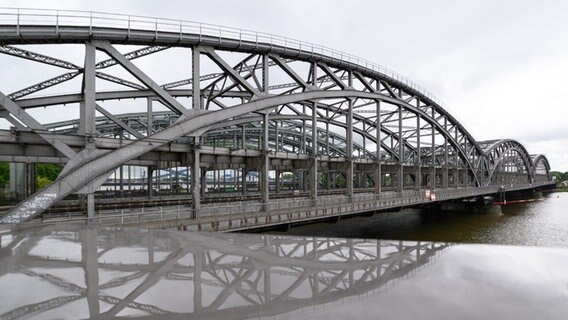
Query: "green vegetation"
0 163 8 186
551 171 568 182
550 171 567 192
36 163 63 182
0 162 63 192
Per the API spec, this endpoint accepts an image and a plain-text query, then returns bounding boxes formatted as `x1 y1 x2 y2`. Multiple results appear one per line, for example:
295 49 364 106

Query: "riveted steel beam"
0 45 81 70
95 46 168 69
95 72 145 90
8 71 81 100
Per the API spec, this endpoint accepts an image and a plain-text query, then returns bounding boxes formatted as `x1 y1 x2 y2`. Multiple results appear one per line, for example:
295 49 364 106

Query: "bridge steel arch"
0 8 554 223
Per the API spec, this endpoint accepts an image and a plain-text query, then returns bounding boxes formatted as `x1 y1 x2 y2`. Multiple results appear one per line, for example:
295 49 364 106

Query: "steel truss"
0 8 553 223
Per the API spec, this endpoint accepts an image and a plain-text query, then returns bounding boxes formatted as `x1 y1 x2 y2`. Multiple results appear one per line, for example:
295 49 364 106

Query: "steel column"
310 101 318 201
398 105 403 192
417 112 421 189
80 41 96 137
147 98 153 135
262 112 270 209
375 98 382 193
431 108 436 189
192 142 201 218
443 117 449 188
192 46 201 110
346 98 353 198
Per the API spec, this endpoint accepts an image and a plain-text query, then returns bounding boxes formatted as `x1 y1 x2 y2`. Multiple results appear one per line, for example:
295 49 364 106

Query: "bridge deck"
28 182 555 232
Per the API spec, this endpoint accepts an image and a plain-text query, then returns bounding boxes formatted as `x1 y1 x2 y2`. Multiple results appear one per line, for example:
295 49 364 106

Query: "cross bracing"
0 8 553 223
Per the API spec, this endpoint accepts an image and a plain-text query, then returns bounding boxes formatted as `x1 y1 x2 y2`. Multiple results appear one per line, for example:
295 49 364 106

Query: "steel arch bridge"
0 8 553 224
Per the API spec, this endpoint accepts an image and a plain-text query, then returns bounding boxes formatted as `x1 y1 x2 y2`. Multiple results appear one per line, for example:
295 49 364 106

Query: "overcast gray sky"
3 0 568 171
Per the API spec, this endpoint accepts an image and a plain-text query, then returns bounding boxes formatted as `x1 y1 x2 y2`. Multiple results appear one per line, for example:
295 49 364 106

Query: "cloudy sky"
2 0 568 171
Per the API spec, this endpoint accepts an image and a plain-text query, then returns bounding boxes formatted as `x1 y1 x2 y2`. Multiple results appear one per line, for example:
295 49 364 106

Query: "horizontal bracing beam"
0 45 81 70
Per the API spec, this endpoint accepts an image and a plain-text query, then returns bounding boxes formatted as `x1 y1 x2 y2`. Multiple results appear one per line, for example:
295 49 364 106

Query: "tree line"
551 171 568 182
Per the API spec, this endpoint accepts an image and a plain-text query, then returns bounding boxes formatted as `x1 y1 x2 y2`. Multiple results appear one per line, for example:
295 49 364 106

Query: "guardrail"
39 185 540 229
0 7 445 109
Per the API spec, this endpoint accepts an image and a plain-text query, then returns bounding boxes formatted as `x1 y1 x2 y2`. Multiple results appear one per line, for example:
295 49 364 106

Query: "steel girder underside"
0 10 553 223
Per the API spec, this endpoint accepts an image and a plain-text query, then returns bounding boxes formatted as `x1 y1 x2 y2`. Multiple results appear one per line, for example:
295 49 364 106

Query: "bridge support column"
416 113 422 190
443 118 449 189
147 98 153 135
200 168 207 197
87 193 95 220
81 41 98 219
275 170 280 194
346 97 354 199
242 169 248 195
9 162 36 201
374 98 382 194
147 166 154 199
191 143 201 219
398 105 404 192
261 113 270 211
80 42 96 136
310 99 318 203
192 46 201 110
430 107 436 189
324 171 330 191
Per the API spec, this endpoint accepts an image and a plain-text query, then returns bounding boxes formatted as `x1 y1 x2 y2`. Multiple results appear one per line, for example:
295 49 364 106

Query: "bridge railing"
36 182 555 228
0 7 445 108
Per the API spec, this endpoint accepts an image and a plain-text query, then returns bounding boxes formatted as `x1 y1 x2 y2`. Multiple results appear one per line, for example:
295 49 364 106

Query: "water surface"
278 192 568 247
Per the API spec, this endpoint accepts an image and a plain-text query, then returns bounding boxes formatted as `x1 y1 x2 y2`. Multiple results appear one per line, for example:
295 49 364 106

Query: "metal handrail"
0 7 447 109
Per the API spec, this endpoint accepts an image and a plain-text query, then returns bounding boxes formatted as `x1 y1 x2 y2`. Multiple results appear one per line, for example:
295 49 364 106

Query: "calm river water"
277 191 568 247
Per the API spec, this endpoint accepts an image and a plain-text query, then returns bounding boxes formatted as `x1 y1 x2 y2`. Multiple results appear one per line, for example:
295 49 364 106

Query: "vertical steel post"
398 105 403 192
192 46 201 110
147 166 154 199
81 42 97 219
80 42 96 136
375 88 382 194
275 170 280 194
263 53 269 93
346 75 354 199
431 108 436 189
147 98 153 135
310 62 318 202
416 109 421 190
443 117 449 188
262 112 270 210
454 125 459 187
192 140 201 218
241 125 246 149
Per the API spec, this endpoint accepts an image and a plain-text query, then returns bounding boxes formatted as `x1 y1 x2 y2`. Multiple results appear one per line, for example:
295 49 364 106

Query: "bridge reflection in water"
1 227 567 320
0 226 447 319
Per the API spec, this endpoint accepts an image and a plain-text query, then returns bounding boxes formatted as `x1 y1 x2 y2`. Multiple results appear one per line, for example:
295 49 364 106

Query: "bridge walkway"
28 182 555 232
